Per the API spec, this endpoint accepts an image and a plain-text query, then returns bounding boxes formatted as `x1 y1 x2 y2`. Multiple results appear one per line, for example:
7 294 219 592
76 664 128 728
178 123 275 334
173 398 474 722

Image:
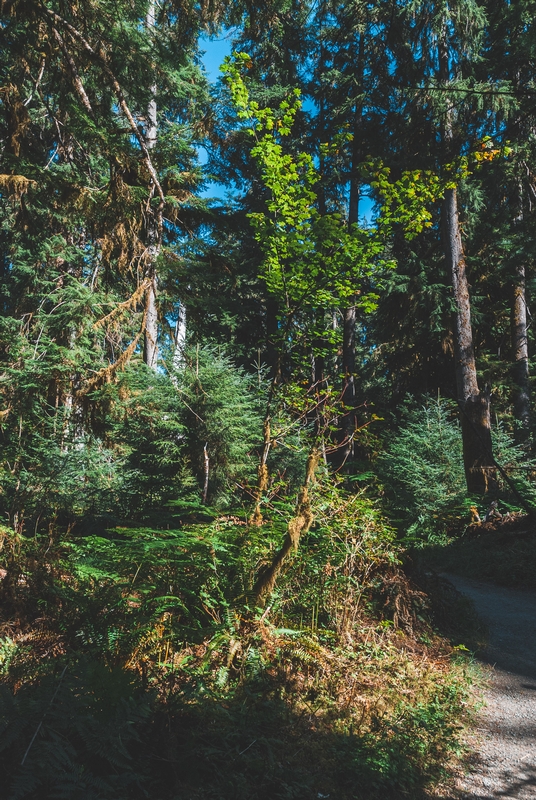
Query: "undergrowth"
0 481 475 799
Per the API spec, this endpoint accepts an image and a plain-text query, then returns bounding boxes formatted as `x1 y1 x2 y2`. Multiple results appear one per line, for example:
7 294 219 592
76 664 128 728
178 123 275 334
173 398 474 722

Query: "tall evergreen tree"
372 0 501 493
0 0 210 529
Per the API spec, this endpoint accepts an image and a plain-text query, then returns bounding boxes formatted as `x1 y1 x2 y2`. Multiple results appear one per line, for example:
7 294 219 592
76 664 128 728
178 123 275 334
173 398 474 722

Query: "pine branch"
78 293 150 395
51 27 94 116
93 278 151 330
43 8 165 226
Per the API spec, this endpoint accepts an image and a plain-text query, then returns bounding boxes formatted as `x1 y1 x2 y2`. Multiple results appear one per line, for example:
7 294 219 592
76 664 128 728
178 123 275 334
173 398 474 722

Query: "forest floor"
439 573 536 799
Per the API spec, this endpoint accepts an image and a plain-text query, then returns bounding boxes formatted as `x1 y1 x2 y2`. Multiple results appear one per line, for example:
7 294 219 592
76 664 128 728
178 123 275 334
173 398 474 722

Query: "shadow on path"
439 574 536 800
442 573 536 679
456 765 536 799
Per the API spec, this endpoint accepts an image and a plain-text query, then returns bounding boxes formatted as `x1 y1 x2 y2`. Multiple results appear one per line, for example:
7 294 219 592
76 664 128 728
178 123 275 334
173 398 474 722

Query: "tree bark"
202 443 209 504
249 417 271 526
265 297 280 381
339 153 359 458
143 0 159 371
438 24 496 495
338 32 364 464
172 301 187 372
341 304 356 454
143 275 158 369
512 260 530 441
443 187 496 494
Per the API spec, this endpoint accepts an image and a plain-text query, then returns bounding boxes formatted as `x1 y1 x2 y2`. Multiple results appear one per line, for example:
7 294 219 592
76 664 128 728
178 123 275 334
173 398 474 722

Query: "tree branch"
51 27 94 116
43 8 165 225
253 448 320 606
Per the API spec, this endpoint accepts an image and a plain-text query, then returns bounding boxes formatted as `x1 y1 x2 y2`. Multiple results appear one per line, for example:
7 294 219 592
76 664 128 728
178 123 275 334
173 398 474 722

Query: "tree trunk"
438 24 496 493
443 187 496 494
338 33 365 464
249 417 271 526
143 0 159 371
341 304 356 454
512 260 530 441
265 297 281 381
144 276 158 369
511 182 530 442
339 159 359 457
172 301 187 372
337 44 364 464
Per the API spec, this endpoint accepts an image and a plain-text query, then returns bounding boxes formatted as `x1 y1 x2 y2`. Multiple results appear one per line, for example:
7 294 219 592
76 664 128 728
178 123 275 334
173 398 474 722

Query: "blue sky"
198 35 375 222
199 33 234 83
198 34 233 199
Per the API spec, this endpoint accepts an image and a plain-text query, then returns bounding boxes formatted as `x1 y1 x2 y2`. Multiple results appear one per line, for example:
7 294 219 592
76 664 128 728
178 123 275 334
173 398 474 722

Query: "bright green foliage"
490 423 536 511
0 0 211 532
6 3 536 798
378 396 536 542
0 277 136 529
278 480 401 628
222 53 384 313
222 54 446 317
96 368 197 520
369 163 444 239
67 524 241 652
0 343 263 528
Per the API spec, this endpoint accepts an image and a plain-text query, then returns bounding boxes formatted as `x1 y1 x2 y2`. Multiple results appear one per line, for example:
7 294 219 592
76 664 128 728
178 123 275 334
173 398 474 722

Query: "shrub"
171 346 264 506
378 396 536 543
377 397 467 542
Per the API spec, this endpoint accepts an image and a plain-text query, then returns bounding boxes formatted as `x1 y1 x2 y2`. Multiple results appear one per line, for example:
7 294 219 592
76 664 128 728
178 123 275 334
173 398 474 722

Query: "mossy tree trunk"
143 0 159 372
253 448 319 605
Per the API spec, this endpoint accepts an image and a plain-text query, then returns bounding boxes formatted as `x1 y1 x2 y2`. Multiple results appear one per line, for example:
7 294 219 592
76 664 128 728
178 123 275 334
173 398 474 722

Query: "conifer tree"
306 0 395 457
0 0 210 529
479 0 536 443
382 0 501 493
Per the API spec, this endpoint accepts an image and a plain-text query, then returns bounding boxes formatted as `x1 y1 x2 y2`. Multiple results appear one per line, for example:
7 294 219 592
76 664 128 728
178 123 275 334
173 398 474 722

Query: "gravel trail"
441 573 536 799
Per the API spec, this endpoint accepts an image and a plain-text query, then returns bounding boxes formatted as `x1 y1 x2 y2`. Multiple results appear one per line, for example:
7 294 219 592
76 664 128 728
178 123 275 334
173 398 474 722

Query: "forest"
1 0 536 797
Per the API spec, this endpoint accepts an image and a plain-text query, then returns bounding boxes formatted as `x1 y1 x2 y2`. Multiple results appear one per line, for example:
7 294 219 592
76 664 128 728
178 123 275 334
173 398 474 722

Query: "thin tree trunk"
341 304 356 454
339 139 359 460
338 33 364 464
144 277 158 369
348 110 361 227
172 301 187 372
143 0 159 371
313 339 325 387
316 0 327 219
313 10 327 384
249 417 271 526
443 187 496 494
202 443 209 503
512 260 530 441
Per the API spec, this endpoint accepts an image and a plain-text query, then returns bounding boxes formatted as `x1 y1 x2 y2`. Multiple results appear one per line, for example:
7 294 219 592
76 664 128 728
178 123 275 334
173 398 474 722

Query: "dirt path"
441 573 536 799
